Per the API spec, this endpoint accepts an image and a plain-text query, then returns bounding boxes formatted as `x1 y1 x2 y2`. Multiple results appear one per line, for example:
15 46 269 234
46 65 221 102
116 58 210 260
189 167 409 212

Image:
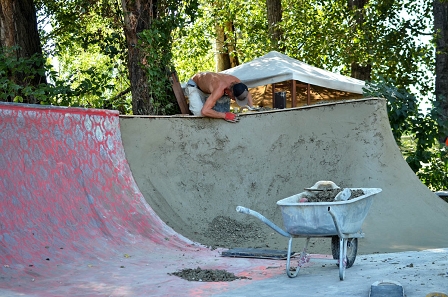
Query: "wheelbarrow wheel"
331 236 358 268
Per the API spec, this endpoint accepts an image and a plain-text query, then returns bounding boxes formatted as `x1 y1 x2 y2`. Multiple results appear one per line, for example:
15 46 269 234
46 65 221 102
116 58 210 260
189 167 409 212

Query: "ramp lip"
0 101 119 116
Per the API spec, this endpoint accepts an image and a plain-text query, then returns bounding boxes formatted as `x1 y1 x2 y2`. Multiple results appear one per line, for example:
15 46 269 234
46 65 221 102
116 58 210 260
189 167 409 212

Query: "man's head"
231 83 249 107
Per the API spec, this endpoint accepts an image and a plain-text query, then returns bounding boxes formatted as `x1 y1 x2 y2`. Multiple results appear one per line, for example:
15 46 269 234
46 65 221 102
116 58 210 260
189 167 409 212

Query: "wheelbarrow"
236 184 382 280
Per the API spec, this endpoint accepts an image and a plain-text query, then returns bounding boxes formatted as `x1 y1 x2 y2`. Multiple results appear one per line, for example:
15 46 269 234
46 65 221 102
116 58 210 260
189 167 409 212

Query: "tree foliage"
364 77 447 190
172 0 435 99
172 0 270 81
0 0 47 103
433 0 448 141
0 0 439 112
132 0 199 115
0 46 49 103
34 0 132 112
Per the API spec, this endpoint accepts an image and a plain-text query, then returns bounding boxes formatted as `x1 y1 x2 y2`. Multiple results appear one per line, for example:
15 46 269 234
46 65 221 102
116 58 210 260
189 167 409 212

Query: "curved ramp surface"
120 98 448 254
0 103 283 296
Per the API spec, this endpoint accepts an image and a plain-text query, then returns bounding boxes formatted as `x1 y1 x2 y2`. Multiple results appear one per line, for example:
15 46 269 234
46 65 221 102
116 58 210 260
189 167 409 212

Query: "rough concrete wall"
120 98 448 254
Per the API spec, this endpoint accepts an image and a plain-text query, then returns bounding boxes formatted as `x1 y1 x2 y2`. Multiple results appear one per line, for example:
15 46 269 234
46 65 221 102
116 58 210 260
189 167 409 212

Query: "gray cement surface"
213 248 448 297
2 100 447 297
120 98 448 255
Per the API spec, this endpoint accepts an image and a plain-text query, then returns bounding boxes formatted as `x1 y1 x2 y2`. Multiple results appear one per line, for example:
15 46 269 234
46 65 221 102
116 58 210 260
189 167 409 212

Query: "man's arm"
201 89 226 119
201 88 239 122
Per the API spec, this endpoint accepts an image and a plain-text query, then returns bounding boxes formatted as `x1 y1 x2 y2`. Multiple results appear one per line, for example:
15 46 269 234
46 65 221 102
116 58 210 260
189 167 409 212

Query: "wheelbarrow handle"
236 206 291 238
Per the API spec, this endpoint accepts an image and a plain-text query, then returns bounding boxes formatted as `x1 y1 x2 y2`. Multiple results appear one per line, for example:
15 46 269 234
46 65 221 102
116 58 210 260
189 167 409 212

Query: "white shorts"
185 85 208 116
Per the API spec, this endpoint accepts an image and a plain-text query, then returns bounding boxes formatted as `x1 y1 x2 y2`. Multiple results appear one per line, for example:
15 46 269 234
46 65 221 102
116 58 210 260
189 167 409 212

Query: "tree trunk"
266 0 282 51
215 21 238 71
225 21 239 68
0 0 46 103
433 0 448 140
348 0 371 80
121 0 156 115
351 62 371 81
215 24 231 72
347 0 369 24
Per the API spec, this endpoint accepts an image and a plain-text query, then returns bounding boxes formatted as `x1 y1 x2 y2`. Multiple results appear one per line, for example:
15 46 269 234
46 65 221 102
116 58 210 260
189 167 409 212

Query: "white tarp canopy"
221 51 365 94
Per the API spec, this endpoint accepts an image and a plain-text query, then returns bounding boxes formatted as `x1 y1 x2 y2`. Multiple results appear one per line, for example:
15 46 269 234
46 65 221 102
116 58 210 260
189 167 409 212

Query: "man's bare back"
192 72 240 94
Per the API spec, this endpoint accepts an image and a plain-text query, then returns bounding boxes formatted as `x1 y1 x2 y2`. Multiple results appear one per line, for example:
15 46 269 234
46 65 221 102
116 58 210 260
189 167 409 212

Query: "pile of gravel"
201 216 267 249
168 267 250 282
304 189 365 202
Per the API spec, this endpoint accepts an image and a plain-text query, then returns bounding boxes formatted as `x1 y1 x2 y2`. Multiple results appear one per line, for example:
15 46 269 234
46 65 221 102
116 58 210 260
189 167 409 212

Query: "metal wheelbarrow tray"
236 187 382 280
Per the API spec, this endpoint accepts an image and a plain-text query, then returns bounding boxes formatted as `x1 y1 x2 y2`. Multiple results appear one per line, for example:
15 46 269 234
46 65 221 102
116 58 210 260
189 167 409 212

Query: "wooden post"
291 80 297 107
307 84 311 105
170 72 190 114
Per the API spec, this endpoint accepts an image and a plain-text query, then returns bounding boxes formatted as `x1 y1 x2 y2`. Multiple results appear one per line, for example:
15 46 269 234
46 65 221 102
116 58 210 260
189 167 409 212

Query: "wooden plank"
170 72 190 114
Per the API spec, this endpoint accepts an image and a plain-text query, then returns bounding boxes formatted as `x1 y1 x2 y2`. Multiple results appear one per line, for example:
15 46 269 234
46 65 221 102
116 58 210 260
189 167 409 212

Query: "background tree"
266 0 283 51
121 0 198 115
433 0 448 142
172 0 270 81
347 0 371 80
0 0 46 103
211 0 244 71
215 21 239 71
34 0 198 115
35 0 131 111
121 0 156 114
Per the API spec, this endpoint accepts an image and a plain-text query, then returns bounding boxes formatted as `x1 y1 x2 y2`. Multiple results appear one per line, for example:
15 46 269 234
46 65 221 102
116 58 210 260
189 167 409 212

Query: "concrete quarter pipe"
120 98 448 254
0 103 283 296
1 98 448 296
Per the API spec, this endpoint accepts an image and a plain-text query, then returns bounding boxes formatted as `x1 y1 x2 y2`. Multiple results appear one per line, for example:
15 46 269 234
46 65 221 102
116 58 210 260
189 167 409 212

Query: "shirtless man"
186 72 255 123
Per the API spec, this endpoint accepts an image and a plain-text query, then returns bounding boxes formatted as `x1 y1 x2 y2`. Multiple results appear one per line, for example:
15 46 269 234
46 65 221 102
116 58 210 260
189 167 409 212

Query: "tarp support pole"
291 80 297 107
307 84 311 105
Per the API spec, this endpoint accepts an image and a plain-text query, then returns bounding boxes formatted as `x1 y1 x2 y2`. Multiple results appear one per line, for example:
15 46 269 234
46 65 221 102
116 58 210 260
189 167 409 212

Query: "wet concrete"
120 98 448 254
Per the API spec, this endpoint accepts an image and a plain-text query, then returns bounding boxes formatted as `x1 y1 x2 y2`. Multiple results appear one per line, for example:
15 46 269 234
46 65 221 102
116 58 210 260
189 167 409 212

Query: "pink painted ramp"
0 103 283 296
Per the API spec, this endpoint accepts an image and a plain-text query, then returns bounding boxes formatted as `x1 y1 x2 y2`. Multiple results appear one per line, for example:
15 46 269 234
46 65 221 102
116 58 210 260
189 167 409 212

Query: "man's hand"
224 112 239 123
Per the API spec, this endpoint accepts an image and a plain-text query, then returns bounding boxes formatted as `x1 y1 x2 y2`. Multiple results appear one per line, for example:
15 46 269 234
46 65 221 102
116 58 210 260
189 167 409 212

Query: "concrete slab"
1 99 448 296
214 248 448 297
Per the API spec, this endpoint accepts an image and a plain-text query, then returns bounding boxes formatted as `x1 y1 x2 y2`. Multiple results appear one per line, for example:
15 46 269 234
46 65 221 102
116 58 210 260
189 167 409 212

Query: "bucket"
274 92 286 109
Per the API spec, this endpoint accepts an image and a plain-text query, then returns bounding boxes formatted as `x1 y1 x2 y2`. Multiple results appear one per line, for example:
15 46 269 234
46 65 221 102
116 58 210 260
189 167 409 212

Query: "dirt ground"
168 267 250 282
237 83 362 109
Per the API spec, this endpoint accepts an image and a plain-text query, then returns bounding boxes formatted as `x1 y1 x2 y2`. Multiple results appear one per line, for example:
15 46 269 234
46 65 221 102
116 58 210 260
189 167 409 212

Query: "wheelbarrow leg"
286 237 300 278
286 237 311 278
339 237 347 280
329 206 359 280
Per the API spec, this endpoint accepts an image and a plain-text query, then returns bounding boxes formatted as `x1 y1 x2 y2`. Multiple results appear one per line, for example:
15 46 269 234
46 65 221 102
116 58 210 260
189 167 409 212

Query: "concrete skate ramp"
0 103 284 296
120 98 448 254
